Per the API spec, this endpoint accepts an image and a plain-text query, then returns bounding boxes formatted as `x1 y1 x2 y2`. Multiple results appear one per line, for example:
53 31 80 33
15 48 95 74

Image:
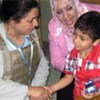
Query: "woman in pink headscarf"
48 0 100 99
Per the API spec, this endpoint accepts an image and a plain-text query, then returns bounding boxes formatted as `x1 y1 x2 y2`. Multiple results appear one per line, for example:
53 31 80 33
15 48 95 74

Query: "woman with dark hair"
0 0 49 100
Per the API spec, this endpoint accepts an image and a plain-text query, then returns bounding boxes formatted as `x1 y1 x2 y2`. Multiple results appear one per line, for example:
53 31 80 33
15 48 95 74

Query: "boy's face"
74 28 93 53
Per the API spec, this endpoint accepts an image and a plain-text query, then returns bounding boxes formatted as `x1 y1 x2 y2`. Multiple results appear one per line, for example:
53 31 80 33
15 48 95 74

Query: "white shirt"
0 23 49 100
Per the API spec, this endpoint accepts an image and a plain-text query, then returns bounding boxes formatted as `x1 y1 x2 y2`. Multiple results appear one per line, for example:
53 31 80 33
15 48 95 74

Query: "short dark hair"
0 0 39 23
75 11 100 42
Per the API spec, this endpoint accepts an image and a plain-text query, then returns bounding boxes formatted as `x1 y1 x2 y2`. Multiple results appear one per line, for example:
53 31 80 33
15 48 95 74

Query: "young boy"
47 11 100 100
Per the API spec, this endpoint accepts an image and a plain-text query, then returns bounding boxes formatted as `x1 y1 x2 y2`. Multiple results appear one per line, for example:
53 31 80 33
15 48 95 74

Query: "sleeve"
63 53 73 75
31 29 49 86
31 51 49 86
0 79 28 100
48 18 65 72
76 69 100 81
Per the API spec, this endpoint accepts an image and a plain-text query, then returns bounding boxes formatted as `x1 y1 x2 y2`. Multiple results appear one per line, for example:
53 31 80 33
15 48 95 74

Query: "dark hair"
75 11 100 42
0 0 39 23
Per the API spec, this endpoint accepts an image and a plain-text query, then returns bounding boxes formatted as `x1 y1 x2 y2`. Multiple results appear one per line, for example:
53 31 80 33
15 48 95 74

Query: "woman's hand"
43 86 53 94
28 86 51 100
43 86 53 100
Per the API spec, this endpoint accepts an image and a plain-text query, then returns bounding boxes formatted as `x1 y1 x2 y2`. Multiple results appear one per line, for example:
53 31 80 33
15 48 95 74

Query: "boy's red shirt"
64 44 100 96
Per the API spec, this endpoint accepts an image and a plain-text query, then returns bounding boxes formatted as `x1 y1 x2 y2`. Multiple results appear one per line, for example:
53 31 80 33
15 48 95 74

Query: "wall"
40 0 51 42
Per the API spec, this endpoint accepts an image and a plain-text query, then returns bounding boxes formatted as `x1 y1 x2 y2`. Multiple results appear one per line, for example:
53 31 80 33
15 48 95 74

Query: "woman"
0 0 49 100
48 0 100 99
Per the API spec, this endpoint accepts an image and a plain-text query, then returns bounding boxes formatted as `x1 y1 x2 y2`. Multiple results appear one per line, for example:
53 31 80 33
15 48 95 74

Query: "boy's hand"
81 88 100 99
81 90 95 99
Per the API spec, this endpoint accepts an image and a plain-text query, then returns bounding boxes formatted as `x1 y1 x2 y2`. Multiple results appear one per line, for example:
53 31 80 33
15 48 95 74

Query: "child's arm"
49 74 73 94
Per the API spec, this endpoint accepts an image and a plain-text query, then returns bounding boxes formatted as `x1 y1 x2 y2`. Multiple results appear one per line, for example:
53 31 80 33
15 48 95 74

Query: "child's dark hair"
75 11 100 42
0 0 39 23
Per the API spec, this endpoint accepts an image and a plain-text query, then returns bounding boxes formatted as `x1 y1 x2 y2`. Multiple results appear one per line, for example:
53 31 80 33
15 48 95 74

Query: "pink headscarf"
50 0 87 18
49 0 88 36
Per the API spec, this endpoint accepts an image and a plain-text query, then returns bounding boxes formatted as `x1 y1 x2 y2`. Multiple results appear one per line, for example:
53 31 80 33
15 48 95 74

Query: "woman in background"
48 0 100 99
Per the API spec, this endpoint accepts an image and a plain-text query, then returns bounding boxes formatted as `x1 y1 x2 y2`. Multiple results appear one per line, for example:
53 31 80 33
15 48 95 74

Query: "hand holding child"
28 86 51 100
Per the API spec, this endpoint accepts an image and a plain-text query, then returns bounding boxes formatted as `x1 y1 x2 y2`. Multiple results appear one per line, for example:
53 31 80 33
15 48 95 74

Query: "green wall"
40 0 52 42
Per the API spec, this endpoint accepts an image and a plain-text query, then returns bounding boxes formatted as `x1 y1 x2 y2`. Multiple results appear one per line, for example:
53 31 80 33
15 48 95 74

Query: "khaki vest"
0 34 40 85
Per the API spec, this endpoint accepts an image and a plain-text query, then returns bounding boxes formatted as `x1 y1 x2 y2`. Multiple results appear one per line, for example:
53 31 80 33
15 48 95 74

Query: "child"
47 11 100 100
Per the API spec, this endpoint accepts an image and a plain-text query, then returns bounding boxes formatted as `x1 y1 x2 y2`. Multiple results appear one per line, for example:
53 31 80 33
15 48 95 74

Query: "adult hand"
42 86 53 100
28 86 51 100
43 86 53 94
30 96 49 100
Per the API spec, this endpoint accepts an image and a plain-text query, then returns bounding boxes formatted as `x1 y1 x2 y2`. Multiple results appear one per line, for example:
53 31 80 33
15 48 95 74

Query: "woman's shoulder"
48 17 60 37
48 17 58 30
0 22 4 30
81 2 100 11
0 22 6 38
